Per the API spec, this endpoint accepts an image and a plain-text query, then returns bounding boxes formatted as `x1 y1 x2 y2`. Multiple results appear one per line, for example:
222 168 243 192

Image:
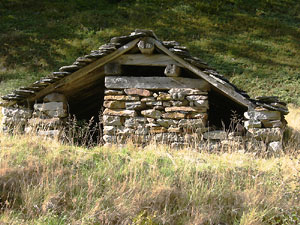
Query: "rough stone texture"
102 82 209 146
141 109 162 119
103 101 126 109
244 120 262 128
261 120 283 128
244 110 281 121
43 93 67 104
2 107 32 119
125 101 146 110
268 141 283 153
103 115 123 126
103 109 137 117
104 95 140 101
124 88 152 97
203 130 227 140
104 89 124 95
247 128 282 142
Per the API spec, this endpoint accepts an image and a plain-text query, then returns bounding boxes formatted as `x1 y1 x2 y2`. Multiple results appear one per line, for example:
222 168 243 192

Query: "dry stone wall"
244 97 288 152
103 76 210 148
1 93 68 137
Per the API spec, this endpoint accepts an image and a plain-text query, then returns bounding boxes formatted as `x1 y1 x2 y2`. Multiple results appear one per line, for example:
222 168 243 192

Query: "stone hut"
0 30 289 149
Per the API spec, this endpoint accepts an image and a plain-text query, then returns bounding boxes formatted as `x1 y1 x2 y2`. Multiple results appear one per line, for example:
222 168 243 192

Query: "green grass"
0 0 300 104
0 134 299 224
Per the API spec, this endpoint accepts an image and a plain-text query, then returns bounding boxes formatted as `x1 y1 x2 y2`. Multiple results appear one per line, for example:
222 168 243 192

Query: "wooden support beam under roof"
111 54 181 67
149 37 254 109
4 38 140 107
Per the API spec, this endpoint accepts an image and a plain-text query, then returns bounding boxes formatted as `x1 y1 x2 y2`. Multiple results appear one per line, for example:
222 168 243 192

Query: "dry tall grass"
0 131 299 224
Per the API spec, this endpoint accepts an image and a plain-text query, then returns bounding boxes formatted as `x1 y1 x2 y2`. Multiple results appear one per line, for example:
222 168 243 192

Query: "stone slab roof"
0 29 288 114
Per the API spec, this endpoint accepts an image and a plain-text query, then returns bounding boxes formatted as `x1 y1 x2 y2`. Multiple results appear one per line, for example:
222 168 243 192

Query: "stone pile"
102 87 209 148
244 96 288 152
25 93 68 137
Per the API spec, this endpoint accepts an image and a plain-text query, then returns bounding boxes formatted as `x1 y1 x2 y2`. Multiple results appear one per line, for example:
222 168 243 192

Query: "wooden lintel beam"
112 54 182 67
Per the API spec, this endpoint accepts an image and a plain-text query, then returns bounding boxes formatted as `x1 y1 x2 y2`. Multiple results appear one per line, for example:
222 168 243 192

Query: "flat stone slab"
124 88 152 97
103 109 137 117
165 106 200 113
244 110 281 121
105 76 210 90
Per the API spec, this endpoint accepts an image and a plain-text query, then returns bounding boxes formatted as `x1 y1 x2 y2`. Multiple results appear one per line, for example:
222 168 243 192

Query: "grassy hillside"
0 0 300 104
0 134 299 224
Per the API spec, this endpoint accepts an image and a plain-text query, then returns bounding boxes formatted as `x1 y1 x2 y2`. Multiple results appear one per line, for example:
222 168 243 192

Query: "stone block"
194 100 209 108
165 106 200 113
150 127 167 133
34 102 64 111
170 100 189 106
135 126 149 135
104 95 140 101
178 119 206 128
124 117 146 128
244 110 281 121
146 101 163 107
203 130 227 140
141 97 156 102
103 115 123 126
103 101 126 109
163 102 171 107
168 127 181 133
43 93 67 104
261 120 283 128
38 130 60 137
157 119 177 128
2 107 33 119
28 118 62 129
268 141 283 152
186 112 208 119
247 128 282 142
141 109 162 119
153 106 164 110
186 95 208 101
2 116 27 126
244 120 262 128
162 112 186 119
169 88 208 96
156 92 172 101
125 101 146 110
104 89 124 95
103 126 117 135
45 109 68 118
103 135 117 143
103 109 137 117
124 88 152 97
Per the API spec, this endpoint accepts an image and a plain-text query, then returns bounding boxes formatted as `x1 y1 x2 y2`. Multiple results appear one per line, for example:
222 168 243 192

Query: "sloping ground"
0 0 299 104
0 134 299 224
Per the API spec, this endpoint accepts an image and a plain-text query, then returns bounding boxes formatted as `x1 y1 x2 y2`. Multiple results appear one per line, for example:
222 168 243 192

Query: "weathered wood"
104 63 122 75
150 38 254 108
137 39 154 54
112 54 181 67
105 76 210 90
4 38 140 107
164 64 181 77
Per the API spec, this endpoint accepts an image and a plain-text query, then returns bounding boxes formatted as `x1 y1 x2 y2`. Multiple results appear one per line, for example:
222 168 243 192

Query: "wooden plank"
5 38 140 107
150 38 254 108
105 76 210 90
112 54 181 67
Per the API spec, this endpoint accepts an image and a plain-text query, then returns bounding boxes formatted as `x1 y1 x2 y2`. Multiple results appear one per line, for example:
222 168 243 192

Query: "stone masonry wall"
102 87 209 148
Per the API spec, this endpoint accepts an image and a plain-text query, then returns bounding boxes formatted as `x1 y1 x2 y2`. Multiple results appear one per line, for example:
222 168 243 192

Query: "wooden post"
164 64 181 77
